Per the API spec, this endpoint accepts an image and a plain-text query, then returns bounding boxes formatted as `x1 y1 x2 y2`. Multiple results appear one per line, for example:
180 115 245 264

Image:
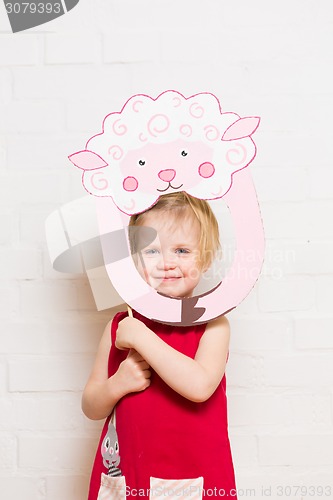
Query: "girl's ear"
200 260 209 274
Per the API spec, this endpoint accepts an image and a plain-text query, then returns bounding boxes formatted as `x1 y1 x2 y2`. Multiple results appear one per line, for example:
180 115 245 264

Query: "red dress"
88 311 237 499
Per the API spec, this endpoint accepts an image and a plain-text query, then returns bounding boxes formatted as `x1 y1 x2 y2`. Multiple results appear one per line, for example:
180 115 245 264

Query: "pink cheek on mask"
198 162 215 178
123 176 138 192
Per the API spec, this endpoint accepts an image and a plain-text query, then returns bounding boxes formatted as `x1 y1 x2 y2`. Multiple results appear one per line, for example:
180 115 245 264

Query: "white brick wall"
1 0 333 499
0 34 40 65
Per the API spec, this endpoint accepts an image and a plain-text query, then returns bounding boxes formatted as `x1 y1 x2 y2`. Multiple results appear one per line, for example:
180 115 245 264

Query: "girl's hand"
113 349 151 397
115 316 146 350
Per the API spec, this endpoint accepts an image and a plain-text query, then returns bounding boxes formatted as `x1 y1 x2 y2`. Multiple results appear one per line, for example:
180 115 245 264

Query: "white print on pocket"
149 477 204 499
97 473 126 500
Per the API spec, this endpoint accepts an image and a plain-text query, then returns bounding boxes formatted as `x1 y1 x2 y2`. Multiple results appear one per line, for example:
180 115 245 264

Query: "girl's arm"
116 316 230 403
82 319 151 420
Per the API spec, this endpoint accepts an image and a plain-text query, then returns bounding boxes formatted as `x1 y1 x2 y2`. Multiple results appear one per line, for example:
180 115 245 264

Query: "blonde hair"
129 192 221 271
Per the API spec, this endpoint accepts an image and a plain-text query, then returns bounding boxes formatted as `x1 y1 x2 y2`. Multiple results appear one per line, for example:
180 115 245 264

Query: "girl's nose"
164 260 176 270
158 169 176 183
157 254 176 270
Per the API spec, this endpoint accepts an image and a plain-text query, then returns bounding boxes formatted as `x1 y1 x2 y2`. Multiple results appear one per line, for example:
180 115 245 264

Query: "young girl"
83 192 237 499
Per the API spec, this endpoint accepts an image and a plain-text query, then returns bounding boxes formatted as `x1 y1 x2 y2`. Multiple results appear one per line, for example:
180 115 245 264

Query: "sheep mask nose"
158 169 176 183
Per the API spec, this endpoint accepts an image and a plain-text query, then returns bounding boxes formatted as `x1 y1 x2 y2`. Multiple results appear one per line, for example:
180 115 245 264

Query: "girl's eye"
143 248 159 256
138 159 146 167
181 150 188 157
176 248 190 254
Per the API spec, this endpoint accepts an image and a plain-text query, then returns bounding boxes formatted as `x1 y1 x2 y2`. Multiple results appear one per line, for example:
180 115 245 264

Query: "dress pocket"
97 473 126 500
149 476 203 499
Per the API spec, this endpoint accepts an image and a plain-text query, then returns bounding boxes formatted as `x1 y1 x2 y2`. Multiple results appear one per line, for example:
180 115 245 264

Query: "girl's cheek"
142 267 150 282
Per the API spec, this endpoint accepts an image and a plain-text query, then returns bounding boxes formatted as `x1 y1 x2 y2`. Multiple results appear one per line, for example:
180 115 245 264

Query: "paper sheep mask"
69 91 260 215
47 91 264 325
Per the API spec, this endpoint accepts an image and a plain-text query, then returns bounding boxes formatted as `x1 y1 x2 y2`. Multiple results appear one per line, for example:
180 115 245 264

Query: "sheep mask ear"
50 91 264 326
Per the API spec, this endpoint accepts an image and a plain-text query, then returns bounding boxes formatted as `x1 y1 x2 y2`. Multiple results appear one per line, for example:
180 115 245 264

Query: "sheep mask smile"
67 91 264 325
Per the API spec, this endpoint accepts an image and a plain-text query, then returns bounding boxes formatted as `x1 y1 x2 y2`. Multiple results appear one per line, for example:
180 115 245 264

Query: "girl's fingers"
127 349 142 360
139 361 150 370
128 349 150 368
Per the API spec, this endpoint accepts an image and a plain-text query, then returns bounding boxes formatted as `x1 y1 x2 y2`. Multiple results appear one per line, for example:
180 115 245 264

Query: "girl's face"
134 212 203 298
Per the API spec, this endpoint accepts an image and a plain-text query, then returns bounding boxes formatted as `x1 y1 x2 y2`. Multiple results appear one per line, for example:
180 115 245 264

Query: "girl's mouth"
154 276 182 282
